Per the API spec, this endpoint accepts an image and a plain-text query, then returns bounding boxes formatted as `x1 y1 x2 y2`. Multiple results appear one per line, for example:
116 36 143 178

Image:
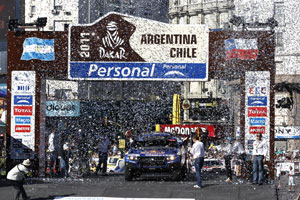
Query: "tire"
125 168 134 181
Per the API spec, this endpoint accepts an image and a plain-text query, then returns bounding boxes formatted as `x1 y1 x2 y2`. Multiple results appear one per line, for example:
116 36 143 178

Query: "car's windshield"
135 135 178 148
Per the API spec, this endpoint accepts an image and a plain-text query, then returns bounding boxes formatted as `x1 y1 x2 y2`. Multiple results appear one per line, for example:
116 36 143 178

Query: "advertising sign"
245 71 270 159
11 71 36 159
68 12 209 81
160 124 215 138
46 101 80 117
275 126 300 139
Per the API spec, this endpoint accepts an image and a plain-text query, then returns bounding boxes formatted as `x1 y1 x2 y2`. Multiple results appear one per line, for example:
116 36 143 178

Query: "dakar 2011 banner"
68 12 209 81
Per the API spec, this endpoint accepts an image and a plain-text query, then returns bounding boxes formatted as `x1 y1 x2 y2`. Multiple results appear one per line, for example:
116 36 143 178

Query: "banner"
11 71 36 159
68 12 209 81
245 71 270 160
160 124 215 138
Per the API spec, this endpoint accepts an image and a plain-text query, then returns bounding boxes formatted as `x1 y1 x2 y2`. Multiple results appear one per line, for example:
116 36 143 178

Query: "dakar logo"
99 21 127 59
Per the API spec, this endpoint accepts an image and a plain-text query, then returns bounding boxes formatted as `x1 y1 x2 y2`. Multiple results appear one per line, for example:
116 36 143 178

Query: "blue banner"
248 96 267 106
69 62 207 81
15 117 31 124
14 95 33 105
249 118 266 126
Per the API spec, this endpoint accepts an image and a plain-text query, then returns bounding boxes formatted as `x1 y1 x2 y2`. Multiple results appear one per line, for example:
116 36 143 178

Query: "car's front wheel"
125 167 134 181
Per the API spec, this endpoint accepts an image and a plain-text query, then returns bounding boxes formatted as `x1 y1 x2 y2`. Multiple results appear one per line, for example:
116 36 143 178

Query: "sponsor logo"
249 86 266 95
248 96 267 106
46 103 76 112
21 37 55 61
248 107 267 117
225 38 258 60
15 117 31 124
14 95 33 105
249 126 265 134
13 106 33 116
249 118 266 126
15 125 31 133
17 85 31 92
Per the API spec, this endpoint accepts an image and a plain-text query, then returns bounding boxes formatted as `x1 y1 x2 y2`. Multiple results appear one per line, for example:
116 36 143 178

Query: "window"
276 32 284 48
274 2 285 26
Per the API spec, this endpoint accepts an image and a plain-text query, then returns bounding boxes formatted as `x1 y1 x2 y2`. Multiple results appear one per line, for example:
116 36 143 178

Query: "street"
0 173 277 200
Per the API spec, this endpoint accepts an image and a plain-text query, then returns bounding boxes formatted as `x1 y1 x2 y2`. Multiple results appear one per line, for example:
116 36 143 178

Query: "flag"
21 37 54 61
225 38 258 60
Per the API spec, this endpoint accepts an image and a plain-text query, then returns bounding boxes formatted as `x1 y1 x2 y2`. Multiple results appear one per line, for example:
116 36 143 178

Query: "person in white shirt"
189 134 205 188
275 164 281 189
232 137 246 180
48 129 58 177
288 166 295 192
7 159 31 200
252 133 267 185
221 137 233 183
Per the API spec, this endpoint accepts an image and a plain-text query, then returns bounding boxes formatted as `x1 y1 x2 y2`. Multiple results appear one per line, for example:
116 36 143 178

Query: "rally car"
124 132 187 181
107 156 125 173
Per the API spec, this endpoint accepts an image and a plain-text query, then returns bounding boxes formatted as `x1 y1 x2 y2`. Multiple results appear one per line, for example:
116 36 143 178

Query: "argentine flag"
21 37 54 61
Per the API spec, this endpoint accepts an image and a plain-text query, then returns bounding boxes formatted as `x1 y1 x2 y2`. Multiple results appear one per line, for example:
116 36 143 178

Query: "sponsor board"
46 101 80 117
248 96 267 106
249 118 266 126
225 38 258 60
15 125 31 133
248 107 267 117
11 71 36 159
249 126 265 134
245 71 270 160
160 124 215 137
68 12 209 81
14 95 33 105
13 106 33 116
15 117 31 124
275 126 300 139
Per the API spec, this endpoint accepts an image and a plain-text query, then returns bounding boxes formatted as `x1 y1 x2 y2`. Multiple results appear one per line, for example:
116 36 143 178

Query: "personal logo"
248 107 267 117
13 106 33 116
225 38 258 60
15 125 31 133
249 118 266 126
249 126 265 134
14 95 33 105
15 117 31 124
248 96 267 106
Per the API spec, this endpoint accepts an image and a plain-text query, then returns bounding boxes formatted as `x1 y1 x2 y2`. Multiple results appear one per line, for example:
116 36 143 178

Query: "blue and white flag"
21 37 54 61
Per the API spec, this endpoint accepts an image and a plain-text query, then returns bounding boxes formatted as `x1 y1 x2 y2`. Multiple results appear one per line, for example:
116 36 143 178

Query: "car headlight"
128 155 139 160
167 155 176 161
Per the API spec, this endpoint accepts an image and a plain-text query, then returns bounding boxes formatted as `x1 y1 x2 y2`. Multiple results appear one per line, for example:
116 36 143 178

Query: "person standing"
275 164 281 190
7 159 31 200
288 165 295 192
189 134 205 189
62 142 71 177
232 136 246 181
222 137 233 183
48 129 58 177
252 133 267 185
96 135 111 175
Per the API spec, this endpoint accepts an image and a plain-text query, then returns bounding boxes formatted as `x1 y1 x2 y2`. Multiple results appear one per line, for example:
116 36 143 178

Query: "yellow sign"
119 139 126 149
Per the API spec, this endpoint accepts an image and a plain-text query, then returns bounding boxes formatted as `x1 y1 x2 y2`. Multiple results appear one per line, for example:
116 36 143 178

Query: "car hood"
129 148 178 156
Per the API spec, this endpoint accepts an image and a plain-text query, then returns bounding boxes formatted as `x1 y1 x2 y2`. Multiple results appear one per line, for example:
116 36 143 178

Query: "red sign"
14 106 33 116
226 49 258 60
248 107 267 117
249 126 265 134
160 124 215 137
15 125 31 133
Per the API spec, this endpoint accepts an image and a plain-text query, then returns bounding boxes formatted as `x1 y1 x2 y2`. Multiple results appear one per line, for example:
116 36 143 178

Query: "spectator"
288 166 295 192
96 135 111 175
48 129 58 177
221 137 233 183
252 133 267 185
63 142 71 177
7 159 31 200
189 134 205 189
276 164 281 190
58 155 67 178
